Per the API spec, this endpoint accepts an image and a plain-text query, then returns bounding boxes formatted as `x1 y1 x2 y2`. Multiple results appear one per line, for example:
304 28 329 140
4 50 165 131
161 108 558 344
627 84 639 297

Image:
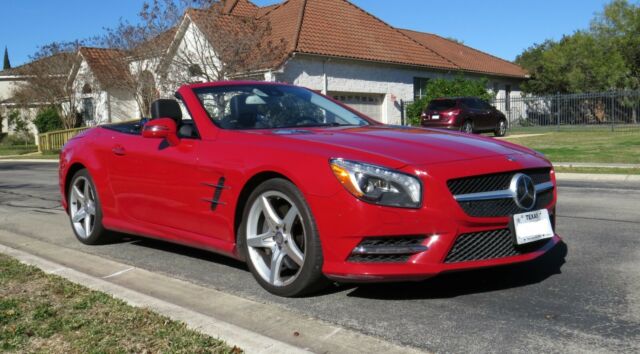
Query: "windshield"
193 85 371 130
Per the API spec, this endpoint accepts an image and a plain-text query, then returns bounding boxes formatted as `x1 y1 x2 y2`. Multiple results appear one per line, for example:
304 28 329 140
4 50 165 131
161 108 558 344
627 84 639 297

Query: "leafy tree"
591 0 640 89
518 32 627 94
516 0 639 94
406 75 493 125
3 46 10 70
33 106 64 134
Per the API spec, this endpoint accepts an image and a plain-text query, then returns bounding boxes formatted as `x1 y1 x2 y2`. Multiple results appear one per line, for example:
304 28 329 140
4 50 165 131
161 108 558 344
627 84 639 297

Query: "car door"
478 99 497 130
461 98 480 128
107 105 226 240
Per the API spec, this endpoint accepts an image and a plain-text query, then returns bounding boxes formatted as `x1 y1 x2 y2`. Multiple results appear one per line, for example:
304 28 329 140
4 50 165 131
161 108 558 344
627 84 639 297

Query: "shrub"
7 110 34 145
34 106 64 134
407 74 494 126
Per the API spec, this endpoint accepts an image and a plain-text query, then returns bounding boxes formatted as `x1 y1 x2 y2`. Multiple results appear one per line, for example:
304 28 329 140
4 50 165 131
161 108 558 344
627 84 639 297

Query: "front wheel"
239 178 326 297
68 169 108 245
495 119 508 137
461 120 474 134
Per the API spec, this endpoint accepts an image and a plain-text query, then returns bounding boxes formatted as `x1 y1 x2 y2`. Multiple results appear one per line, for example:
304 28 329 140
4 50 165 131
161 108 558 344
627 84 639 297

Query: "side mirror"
142 118 179 146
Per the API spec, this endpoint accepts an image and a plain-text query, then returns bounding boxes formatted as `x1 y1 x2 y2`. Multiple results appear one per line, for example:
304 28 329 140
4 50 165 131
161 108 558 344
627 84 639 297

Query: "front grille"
448 169 553 218
447 168 551 195
347 236 426 263
444 228 550 263
457 189 554 217
356 236 425 248
348 254 411 263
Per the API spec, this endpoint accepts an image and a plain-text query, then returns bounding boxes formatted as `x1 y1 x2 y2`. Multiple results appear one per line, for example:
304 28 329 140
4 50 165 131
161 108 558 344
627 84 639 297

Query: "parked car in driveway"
421 97 508 136
60 81 559 297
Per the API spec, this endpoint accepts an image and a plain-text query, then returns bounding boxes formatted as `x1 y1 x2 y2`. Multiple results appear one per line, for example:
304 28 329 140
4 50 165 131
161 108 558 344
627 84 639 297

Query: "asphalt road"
1 161 639 353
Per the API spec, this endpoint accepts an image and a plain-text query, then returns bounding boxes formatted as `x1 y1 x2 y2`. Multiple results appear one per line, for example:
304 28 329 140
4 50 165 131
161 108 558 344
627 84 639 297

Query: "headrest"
229 94 259 128
150 99 182 124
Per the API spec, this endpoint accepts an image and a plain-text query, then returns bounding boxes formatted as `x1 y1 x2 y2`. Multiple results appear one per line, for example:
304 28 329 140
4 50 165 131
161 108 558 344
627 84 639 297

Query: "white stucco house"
158 0 528 125
1 0 528 141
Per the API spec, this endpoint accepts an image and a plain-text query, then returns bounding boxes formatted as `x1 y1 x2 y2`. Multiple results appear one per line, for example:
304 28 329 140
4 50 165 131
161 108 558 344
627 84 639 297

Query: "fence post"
400 99 405 126
610 92 615 132
556 92 560 131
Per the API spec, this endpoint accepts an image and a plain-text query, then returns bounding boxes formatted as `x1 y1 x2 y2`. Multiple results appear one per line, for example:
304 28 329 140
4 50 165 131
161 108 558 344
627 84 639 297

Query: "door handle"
112 145 126 156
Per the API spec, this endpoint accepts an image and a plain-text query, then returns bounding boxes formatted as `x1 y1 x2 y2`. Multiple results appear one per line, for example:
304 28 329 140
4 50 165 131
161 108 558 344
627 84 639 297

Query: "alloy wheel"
69 176 96 239
463 121 473 134
499 120 507 136
246 191 306 287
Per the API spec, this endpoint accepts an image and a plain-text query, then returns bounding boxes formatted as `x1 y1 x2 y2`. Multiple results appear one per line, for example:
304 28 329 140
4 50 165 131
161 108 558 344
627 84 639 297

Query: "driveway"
1 161 638 353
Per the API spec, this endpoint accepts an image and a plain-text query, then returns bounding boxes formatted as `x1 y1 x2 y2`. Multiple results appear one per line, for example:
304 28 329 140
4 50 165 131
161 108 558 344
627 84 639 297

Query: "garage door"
331 93 384 121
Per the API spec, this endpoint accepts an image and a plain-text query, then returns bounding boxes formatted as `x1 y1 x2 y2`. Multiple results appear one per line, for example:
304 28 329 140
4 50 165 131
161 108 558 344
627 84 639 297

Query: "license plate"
431 114 440 120
513 209 554 245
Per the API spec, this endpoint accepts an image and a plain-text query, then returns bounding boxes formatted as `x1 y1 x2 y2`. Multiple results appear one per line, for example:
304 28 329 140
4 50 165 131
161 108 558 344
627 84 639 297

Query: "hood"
261 125 535 167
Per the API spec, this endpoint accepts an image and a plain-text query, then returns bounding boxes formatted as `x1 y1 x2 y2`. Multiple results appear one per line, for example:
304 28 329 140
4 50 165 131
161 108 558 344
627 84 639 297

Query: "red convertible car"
60 81 560 296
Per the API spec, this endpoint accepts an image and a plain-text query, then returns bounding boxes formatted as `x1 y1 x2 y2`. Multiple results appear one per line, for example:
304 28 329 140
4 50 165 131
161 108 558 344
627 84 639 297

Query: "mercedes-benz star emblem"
509 173 536 210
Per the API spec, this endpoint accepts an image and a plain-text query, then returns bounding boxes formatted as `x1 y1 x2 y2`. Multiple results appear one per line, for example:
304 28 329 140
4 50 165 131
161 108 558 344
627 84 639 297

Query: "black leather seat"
229 94 258 128
150 99 182 126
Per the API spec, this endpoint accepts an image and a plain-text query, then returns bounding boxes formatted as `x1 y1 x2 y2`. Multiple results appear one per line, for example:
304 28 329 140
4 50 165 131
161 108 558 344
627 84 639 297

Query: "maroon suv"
420 97 508 136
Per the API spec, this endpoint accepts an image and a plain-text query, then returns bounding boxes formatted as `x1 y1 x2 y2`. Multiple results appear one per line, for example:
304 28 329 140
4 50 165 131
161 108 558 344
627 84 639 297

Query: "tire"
239 178 327 297
494 119 508 137
67 169 109 245
461 120 474 134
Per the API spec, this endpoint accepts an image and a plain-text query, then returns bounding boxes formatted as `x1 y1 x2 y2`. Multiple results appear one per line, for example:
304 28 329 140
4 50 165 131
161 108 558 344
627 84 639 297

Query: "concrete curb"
556 172 640 183
0 158 59 163
0 231 425 354
554 162 640 169
0 244 309 354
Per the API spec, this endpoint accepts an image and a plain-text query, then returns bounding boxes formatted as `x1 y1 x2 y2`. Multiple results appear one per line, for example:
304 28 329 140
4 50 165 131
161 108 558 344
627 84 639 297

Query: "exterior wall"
72 59 137 125
109 88 138 122
0 77 39 140
277 55 524 124
161 21 222 97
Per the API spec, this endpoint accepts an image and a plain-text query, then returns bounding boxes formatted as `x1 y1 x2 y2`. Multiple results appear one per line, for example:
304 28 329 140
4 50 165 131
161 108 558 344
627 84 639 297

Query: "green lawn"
0 254 239 353
506 131 640 164
0 145 38 156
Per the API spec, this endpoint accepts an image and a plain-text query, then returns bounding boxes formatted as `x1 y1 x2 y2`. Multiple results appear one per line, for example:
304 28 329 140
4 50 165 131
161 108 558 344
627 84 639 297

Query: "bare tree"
163 3 287 89
10 41 83 129
99 0 215 117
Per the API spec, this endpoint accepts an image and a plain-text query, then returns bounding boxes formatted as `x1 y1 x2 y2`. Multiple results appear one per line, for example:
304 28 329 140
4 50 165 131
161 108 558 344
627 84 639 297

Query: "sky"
0 0 612 68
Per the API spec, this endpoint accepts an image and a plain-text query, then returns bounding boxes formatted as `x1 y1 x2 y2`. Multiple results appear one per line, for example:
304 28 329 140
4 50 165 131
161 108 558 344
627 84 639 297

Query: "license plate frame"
512 209 554 245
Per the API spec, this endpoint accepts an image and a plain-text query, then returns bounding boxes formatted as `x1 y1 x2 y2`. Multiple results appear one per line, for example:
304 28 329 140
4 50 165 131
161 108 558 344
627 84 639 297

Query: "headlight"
329 159 422 208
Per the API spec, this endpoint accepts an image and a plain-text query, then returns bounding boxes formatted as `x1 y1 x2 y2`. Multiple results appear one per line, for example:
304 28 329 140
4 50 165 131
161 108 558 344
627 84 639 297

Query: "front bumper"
309 154 560 281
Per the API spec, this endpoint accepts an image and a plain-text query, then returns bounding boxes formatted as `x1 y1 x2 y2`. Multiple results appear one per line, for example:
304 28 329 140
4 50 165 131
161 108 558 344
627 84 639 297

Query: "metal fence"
493 90 640 132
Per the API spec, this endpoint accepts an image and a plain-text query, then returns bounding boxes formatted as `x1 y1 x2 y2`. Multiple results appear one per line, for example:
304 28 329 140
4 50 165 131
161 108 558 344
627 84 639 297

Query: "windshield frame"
192 83 380 130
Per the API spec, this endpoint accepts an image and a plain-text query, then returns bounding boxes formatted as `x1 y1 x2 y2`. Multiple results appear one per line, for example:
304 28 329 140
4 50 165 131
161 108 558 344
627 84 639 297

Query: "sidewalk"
0 230 423 354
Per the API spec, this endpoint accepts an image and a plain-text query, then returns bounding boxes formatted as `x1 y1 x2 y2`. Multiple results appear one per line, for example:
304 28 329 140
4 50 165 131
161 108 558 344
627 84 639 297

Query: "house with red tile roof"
159 0 527 124
2 0 529 137
65 47 139 125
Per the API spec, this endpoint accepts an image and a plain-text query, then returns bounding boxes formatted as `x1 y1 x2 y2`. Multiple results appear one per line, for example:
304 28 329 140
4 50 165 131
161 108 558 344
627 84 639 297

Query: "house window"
82 83 92 94
493 82 500 95
82 97 94 123
413 77 429 100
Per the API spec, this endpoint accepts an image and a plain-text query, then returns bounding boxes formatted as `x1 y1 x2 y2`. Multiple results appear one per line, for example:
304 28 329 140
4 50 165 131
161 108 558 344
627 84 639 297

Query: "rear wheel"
239 178 326 297
68 169 108 245
461 120 474 134
495 119 508 137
